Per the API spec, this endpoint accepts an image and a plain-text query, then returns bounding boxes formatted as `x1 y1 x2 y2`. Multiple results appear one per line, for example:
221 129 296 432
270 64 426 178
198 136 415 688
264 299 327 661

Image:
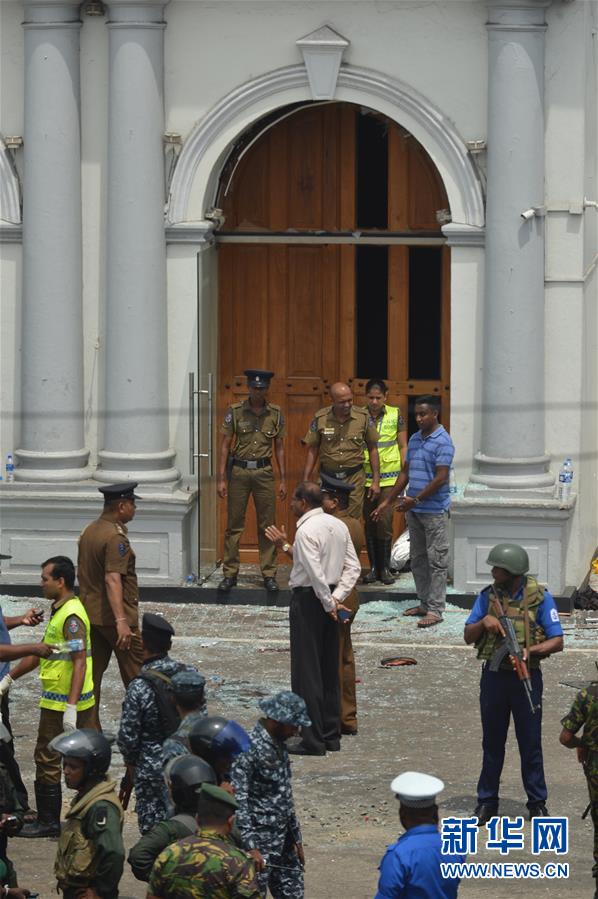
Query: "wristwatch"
282 542 291 553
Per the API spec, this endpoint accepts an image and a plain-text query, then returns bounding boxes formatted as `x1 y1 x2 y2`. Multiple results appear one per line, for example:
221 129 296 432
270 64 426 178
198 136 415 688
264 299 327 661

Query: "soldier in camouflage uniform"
161 670 208 770
231 691 310 899
560 678 598 896
148 783 261 899
128 754 216 882
117 613 195 834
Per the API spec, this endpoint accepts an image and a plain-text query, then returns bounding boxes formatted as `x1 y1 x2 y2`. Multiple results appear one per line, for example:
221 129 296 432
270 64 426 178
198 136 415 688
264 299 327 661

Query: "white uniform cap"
390 771 445 808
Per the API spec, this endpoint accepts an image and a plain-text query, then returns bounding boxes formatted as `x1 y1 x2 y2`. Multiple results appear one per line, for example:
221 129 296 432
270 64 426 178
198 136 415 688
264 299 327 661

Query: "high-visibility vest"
39 596 95 712
364 405 403 487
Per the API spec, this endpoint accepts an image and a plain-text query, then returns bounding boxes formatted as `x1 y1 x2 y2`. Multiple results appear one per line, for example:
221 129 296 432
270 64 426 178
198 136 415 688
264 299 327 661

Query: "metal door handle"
189 371 213 476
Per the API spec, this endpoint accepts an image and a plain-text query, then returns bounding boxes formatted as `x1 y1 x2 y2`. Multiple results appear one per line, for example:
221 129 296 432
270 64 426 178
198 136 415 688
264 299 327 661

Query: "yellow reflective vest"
39 596 95 712
364 405 404 487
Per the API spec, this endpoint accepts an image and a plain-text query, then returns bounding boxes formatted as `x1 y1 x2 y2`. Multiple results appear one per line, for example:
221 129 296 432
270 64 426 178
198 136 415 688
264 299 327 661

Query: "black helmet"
188 717 250 767
49 728 112 778
166 754 217 811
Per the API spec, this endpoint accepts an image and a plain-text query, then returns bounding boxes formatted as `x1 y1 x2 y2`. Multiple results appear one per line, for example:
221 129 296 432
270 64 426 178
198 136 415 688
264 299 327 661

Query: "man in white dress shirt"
286 482 361 756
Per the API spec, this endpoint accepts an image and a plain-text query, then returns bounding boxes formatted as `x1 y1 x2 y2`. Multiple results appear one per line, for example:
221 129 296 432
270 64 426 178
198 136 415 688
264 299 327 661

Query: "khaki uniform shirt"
303 405 378 470
335 509 365 557
221 400 286 461
78 511 139 628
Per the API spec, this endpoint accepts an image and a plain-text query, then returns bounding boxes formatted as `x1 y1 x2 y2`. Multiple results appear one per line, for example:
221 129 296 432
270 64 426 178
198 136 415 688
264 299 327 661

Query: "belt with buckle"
321 464 363 481
232 458 271 470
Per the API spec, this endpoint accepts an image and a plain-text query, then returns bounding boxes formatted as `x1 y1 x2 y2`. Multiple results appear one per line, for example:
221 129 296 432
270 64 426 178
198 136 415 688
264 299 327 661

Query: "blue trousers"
477 665 547 806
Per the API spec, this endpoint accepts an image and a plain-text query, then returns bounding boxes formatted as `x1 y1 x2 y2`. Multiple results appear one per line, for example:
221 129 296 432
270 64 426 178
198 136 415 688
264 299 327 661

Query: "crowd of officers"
0 372 596 896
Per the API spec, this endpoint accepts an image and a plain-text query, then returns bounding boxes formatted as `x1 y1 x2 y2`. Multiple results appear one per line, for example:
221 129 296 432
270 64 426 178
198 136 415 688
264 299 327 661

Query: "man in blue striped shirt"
373 396 455 627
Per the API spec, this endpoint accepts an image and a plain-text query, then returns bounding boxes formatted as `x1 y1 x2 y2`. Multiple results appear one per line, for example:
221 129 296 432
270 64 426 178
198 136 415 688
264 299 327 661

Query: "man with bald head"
302 382 380 519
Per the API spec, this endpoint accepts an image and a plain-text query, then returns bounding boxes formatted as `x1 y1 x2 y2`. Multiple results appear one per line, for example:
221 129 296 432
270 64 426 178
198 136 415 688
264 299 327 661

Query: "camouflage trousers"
587 773 598 878
135 778 169 835
259 832 303 899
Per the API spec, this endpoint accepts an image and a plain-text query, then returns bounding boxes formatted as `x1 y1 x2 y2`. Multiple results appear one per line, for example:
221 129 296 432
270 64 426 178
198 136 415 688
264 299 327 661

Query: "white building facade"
1 0 596 590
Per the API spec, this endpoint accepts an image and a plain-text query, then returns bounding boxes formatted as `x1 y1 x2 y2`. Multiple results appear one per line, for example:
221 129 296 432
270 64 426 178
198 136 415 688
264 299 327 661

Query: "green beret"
197 782 238 811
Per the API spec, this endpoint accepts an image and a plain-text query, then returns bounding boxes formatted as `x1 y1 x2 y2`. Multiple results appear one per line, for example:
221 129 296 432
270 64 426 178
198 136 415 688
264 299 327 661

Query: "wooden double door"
216 103 450 561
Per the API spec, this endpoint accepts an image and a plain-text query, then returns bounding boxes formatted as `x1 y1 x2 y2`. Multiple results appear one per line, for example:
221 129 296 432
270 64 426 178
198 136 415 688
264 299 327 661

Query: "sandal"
417 615 441 629
403 606 426 617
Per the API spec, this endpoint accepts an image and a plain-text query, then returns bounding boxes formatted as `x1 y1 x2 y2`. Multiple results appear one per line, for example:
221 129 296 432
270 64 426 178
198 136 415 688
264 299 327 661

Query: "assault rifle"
489 610 539 715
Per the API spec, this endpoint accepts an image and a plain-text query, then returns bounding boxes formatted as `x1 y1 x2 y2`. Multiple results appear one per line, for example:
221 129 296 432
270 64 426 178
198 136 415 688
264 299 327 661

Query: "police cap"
171 669 206 698
259 690 311 727
244 369 274 388
390 771 445 808
142 612 175 639
197 782 239 811
98 482 140 501
320 472 355 497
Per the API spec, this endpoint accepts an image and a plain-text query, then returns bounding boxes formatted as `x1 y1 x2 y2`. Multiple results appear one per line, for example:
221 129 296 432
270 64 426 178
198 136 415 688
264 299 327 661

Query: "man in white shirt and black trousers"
284 481 361 756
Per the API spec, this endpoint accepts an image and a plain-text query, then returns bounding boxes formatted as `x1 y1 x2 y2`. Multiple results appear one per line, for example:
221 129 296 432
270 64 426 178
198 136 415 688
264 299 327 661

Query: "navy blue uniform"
466 583 563 807
374 824 462 898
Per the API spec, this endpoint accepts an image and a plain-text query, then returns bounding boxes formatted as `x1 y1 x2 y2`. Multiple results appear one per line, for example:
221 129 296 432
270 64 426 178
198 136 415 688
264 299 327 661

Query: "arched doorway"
216 102 450 563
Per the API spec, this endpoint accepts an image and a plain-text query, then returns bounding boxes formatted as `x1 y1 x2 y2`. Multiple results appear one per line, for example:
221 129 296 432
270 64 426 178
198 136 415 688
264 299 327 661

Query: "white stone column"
17 0 91 481
98 0 178 483
472 0 553 491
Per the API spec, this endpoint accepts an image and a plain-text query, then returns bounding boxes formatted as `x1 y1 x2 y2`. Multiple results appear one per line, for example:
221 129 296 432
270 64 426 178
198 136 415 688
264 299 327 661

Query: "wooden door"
218 242 355 559
216 103 450 562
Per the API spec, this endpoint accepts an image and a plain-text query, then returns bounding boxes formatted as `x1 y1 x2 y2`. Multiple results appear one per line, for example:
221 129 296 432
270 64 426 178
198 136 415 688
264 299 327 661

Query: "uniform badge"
68 619 79 634
550 608 559 623
323 428 335 436
224 411 233 425
118 542 127 556
309 419 317 432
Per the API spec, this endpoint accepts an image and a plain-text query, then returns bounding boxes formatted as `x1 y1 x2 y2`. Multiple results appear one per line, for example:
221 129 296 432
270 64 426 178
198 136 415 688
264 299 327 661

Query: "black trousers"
1 694 28 810
290 589 340 752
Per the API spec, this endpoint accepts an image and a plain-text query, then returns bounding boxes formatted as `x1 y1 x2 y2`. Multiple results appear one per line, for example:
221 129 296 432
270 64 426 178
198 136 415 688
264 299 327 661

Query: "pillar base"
0 481 197 586
14 448 92 482
470 453 555 494
451 491 576 593
95 449 180 484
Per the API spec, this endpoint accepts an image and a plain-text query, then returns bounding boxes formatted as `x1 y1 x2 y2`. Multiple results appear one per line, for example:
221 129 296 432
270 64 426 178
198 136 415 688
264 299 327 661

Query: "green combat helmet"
486 543 530 576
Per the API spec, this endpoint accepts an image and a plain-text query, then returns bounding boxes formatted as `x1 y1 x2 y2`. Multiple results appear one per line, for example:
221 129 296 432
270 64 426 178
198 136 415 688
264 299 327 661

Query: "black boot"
378 539 395 585
362 534 378 584
17 780 61 838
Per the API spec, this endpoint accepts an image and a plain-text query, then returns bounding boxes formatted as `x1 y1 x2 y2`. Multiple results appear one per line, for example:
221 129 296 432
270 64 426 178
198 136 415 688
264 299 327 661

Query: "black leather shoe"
341 726 358 736
325 741 341 752
528 802 549 820
474 803 498 826
263 577 279 593
217 576 237 593
287 741 326 757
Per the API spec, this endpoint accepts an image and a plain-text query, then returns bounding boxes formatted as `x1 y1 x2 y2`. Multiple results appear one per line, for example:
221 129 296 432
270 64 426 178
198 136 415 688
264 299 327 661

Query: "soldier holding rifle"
463 543 564 825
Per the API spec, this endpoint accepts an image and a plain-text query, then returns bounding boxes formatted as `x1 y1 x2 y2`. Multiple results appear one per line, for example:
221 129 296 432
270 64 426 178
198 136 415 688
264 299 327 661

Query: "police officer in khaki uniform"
320 474 364 736
218 370 286 594
77 483 144 729
302 382 380 520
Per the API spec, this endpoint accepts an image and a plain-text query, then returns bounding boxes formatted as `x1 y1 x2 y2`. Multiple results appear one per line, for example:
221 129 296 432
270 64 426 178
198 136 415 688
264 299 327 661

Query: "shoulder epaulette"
315 406 332 418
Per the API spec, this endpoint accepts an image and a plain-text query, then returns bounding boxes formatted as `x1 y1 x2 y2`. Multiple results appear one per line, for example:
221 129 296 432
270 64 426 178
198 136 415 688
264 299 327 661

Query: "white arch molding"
167 64 485 230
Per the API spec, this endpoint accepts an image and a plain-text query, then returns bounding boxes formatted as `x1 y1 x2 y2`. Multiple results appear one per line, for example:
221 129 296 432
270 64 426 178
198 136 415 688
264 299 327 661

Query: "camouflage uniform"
232 719 304 899
561 683 598 879
162 708 209 769
117 654 192 834
148 829 261 898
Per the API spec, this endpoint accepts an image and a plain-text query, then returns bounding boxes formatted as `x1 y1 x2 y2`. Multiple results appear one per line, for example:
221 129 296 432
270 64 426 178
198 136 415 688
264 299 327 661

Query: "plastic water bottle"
5 454 14 483
557 458 573 502
449 465 457 496
184 573 196 587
